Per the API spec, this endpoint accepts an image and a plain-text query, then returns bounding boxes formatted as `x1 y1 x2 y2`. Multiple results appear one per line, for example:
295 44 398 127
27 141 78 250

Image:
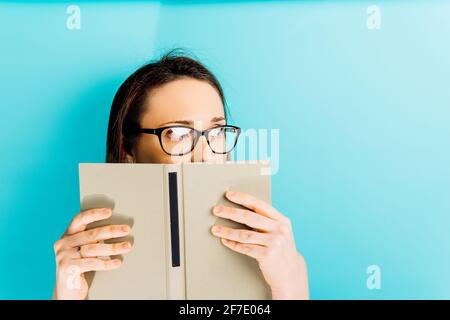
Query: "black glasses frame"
137 125 241 156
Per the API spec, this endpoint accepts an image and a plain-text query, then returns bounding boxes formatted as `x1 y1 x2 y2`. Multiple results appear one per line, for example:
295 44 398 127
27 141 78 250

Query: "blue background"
1 0 449 299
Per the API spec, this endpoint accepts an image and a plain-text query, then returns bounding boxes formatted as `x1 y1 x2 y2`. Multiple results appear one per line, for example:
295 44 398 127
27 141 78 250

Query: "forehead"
141 78 225 127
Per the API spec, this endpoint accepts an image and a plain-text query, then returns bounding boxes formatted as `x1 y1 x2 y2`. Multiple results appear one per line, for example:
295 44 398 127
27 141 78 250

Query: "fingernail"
213 206 222 214
121 225 130 232
211 225 221 233
122 242 131 249
113 259 122 265
226 191 235 197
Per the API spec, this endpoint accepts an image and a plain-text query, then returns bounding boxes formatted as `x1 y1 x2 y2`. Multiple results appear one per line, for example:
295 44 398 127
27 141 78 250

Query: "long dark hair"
105 49 228 163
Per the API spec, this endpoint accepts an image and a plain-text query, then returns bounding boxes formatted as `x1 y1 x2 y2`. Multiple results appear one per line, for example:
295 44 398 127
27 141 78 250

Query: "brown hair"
105 49 228 163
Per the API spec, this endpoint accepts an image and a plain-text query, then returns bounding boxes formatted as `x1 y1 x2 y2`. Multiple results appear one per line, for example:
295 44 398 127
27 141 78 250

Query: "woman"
53 50 309 300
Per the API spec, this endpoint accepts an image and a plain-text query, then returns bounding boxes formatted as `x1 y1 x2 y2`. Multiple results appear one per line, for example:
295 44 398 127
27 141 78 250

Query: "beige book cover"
78 161 272 300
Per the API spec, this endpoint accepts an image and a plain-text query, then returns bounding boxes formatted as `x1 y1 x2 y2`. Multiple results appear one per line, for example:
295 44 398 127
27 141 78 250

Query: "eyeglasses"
137 125 241 156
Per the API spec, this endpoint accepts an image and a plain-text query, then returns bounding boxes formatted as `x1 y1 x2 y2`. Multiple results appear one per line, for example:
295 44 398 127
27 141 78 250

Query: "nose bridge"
191 133 211 162
199 129 208 141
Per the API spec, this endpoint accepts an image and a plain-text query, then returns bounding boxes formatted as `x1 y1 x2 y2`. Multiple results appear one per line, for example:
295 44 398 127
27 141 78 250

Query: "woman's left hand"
211 190 309 300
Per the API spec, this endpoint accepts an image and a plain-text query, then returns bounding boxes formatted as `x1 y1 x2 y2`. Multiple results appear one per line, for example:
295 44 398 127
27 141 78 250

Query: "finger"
79 241 132 258
69 257 123 273
220 238 267 260
64 224 131 248
211 225 272 246
213 206 276 232
225 190 284 221
56 248 80 264
65 208 112 236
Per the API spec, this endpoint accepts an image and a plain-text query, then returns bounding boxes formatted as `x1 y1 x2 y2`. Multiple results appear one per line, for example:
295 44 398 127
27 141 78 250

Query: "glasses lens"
208 127 239 154
161 127 195 155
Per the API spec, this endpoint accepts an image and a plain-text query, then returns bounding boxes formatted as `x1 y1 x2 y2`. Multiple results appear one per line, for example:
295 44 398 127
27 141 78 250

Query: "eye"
164 127 192 142
209 127 225 139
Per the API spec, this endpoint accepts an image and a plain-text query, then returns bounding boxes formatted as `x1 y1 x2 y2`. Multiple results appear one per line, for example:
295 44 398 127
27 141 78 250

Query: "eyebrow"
158 116 226 127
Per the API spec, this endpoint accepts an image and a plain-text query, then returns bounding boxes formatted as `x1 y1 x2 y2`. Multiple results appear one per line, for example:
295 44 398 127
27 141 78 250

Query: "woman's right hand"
53 208 132 300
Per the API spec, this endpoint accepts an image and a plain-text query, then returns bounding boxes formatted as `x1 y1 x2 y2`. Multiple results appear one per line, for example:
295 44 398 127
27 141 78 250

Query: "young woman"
53 50 309 300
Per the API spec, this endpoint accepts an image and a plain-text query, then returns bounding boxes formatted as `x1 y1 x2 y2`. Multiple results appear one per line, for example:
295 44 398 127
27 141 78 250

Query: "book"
78 161 272 300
